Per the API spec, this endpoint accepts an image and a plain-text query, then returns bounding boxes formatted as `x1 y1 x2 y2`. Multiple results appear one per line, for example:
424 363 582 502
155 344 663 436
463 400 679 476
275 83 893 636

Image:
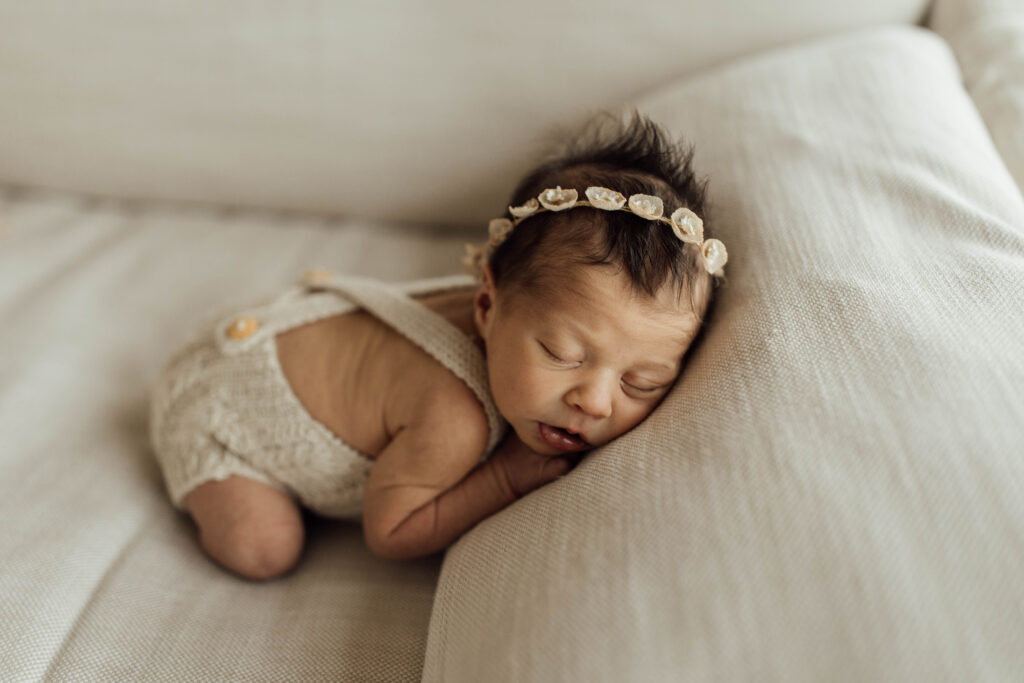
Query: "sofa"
2 0 1023 680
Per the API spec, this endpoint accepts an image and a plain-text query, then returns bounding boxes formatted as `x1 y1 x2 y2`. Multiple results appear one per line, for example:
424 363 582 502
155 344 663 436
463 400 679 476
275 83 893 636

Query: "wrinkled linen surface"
0 200 467 681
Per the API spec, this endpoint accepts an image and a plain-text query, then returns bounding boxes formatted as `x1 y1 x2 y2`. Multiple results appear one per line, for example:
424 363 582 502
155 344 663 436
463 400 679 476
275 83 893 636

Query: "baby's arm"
362 402 571 560
362 409 508 560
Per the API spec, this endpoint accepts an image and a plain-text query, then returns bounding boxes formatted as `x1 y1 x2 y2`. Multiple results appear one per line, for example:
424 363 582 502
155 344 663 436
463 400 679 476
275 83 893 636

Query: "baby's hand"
490 432 583 500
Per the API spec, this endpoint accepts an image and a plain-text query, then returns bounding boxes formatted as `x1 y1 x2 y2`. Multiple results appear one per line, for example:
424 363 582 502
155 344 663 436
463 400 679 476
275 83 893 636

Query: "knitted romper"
148 270 507 522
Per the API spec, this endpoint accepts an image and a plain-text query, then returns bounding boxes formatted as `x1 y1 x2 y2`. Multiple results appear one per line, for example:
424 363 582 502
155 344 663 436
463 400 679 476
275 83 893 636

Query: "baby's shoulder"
396 285 490 448
403 366 489 447
380 372 490 487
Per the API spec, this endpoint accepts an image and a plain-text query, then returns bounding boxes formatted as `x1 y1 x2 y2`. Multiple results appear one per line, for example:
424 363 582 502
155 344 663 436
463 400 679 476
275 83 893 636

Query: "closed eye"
623 381 661 394
539 341 579 366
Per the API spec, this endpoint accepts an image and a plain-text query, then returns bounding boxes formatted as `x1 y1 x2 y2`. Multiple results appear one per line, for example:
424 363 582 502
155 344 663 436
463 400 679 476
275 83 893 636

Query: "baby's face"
474 263 702 456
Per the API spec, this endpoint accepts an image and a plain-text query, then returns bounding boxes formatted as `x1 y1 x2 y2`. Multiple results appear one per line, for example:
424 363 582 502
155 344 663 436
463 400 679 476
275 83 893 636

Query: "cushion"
928 0 1024 196
422 25 1024 681
0 0 929 226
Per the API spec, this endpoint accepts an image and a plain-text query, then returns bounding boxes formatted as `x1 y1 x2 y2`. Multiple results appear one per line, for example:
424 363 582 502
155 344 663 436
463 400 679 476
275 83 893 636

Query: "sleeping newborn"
148 109 727 579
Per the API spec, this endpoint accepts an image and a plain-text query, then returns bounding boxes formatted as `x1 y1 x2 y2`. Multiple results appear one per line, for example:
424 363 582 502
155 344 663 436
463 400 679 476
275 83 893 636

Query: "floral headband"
462 185 728 278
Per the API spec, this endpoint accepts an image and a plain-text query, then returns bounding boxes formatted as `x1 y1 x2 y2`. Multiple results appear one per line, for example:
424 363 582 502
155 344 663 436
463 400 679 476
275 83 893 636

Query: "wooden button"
226 316 259 339
303 268 332 283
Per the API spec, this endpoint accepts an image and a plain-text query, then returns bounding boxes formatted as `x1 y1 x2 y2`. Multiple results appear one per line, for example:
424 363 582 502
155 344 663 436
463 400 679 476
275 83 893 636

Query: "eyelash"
540 342 662 394
541 343 578 366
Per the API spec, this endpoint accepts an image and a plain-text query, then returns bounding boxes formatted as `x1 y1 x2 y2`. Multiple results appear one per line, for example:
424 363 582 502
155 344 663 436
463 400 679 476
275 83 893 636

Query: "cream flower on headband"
466 185 729 278
537 186 578 211
584 186 626 210
461 242 488 275
701 238 728 275
627 194 664 220
509 198 540 218
488 218 514 246
669 207 703 243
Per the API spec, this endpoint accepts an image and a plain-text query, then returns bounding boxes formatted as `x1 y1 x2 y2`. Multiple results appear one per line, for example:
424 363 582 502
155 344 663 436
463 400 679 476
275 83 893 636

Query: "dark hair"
489 107 717 319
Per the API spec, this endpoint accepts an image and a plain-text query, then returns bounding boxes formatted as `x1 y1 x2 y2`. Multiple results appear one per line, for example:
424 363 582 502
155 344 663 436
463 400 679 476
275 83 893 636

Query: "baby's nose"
567 381 613 419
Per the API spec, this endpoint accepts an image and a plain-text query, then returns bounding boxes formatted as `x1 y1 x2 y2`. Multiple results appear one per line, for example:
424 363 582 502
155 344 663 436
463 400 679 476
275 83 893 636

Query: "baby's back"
274 287 484 460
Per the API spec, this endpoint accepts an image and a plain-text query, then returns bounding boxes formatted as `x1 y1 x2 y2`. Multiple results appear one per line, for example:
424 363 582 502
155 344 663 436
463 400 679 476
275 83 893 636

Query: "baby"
148 109 727 580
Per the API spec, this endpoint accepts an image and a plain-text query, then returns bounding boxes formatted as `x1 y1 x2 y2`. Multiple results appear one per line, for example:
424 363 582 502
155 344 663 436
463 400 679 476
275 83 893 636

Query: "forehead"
510 264 701 357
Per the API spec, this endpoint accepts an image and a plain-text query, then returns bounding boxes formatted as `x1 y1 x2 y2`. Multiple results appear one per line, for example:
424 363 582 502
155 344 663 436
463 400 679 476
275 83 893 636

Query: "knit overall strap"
319 274 505 455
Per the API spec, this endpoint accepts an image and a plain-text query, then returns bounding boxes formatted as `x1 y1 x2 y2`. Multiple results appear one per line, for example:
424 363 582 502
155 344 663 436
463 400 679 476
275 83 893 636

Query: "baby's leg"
185 475 304 581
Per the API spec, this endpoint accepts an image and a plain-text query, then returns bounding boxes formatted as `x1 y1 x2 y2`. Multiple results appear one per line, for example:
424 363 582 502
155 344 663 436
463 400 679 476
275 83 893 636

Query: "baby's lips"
568 433 590 447
561 425 590 445
538 422 589 453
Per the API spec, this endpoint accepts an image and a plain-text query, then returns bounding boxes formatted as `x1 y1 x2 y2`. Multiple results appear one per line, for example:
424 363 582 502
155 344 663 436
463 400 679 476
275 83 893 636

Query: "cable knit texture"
149 272 507 521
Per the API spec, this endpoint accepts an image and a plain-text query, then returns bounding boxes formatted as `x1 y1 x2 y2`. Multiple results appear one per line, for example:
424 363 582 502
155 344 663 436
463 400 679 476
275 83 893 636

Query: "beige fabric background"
0 0 929 226
929 0 1024 195
422 25 1024 682
3 5 1023 682
0 199 468 681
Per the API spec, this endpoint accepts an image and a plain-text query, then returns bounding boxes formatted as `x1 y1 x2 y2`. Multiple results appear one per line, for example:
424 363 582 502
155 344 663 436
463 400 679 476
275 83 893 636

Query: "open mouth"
537 422 590 452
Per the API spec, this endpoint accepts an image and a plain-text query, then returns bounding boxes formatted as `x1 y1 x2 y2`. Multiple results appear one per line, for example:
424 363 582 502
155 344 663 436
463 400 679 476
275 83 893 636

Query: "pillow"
422 25 1024 681
0 0 929 226
929 0 1024 196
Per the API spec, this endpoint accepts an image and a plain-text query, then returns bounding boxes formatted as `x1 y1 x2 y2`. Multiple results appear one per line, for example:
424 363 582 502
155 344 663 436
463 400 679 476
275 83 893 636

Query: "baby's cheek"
503 366 547 405
490 360 539 414
617 399 660 434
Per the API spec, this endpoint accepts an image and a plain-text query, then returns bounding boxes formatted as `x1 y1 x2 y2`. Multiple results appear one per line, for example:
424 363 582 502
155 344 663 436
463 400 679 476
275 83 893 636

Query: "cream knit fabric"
149 271 506 521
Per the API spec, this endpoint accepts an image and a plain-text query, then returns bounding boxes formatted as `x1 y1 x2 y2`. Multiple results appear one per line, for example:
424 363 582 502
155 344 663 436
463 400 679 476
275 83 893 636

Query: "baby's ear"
473 264 497 335
480 261 496 293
